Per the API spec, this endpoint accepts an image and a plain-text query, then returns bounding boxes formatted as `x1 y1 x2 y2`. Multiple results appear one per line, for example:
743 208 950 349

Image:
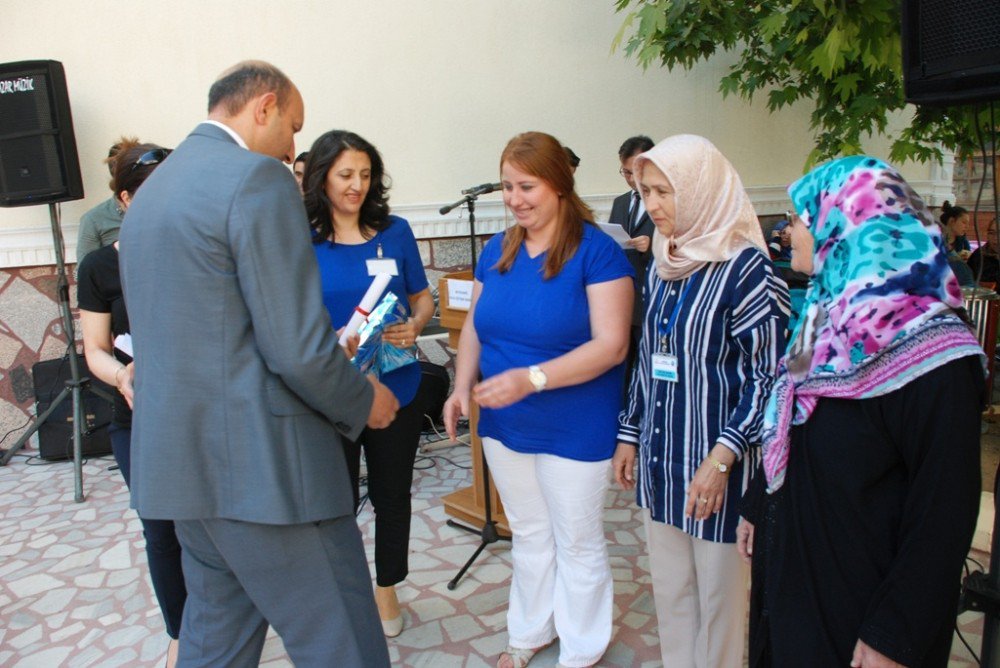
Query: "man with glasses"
607 135 655 385
118 60 397 668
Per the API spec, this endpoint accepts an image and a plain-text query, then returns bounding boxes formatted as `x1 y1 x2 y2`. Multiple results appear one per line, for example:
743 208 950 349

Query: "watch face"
529 367 546 391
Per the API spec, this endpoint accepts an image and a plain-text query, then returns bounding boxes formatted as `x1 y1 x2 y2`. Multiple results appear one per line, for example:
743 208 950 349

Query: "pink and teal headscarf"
761 155 985 492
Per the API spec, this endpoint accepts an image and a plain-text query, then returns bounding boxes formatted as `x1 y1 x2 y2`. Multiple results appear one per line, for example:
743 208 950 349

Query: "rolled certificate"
338 272 392 346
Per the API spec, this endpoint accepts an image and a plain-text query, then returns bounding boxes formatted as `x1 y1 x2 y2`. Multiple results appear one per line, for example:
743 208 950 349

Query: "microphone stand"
440 185 497 271
445 422 509 590
440 185 509 588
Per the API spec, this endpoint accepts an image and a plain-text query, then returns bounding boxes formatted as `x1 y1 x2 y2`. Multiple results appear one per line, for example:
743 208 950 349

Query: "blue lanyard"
656 274 698 346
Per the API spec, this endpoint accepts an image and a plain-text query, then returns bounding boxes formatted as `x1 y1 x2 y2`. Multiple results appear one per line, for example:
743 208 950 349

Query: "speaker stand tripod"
446 440 510 590
0 203 114 502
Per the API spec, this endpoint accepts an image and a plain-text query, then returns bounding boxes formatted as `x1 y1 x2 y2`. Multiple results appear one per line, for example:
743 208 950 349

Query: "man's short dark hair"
618 135 655 161
208 61 293 116
294 152 309 164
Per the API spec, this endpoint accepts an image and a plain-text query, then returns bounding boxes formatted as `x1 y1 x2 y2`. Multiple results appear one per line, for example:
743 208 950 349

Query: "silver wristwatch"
528 365 548 392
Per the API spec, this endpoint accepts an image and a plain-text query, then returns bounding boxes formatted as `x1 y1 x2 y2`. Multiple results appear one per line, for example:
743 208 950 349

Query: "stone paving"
0 330 990 668
0 440 987 667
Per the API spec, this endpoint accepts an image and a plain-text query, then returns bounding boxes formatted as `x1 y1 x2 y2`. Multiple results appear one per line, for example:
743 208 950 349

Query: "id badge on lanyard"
651 353 679 382
365 241 399 276
652 276 697 384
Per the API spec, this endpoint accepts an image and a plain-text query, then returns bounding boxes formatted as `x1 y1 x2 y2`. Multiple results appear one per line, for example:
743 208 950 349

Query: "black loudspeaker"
0 60 84 207
32 357 113 461
902 0 1000 106
418 361 450 431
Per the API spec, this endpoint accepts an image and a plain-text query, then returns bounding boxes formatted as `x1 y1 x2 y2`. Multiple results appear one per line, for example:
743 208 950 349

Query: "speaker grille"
0 61 83 206
0 71 53 134
919 0 1000 67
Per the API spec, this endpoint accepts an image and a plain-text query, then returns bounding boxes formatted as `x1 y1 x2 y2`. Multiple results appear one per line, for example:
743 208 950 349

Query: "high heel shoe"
381 614 404 637
375 584 404 637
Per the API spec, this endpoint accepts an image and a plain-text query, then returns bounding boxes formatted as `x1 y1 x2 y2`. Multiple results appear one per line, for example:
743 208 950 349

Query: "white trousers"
482 437 613 668
644 516 748 668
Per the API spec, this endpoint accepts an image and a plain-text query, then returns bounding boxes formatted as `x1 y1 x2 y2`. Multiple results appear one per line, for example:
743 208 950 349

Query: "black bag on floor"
32 356 113 461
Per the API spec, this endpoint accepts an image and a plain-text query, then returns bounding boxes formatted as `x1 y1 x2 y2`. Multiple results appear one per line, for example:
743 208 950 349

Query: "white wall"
0 0 948 266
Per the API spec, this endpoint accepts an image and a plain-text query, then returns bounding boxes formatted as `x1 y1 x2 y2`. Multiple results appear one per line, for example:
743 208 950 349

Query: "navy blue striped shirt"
617 247 789 543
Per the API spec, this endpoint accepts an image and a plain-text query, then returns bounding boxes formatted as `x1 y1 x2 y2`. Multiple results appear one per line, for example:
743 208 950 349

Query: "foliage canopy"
612 0 990 168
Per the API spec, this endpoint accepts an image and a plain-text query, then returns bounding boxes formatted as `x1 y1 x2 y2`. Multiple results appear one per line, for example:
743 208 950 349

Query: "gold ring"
699 498 708 504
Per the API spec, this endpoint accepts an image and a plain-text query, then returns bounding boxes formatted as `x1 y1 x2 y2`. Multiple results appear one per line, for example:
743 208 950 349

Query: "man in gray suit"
119 61 397 667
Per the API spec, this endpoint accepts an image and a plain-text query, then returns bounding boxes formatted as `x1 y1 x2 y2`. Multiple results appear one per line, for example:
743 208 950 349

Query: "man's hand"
336 328 361 358
627 235 651 253
366 376 399 429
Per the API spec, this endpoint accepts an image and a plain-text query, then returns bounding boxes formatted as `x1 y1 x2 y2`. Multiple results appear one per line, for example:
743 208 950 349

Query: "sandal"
497 644 545 668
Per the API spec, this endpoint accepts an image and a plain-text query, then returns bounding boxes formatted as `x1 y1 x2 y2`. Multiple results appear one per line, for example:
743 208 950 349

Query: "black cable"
0 415 33 450
956 622 982 665
413 457 437 470
0 340 74 452
417 453 472 470
991 100 999 223
971 103 989 287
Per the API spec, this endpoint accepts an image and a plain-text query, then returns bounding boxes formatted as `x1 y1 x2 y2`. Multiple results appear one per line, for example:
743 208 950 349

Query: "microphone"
461 182 502 196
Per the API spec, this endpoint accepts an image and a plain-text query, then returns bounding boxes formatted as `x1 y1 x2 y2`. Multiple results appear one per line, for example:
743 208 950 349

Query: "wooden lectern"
438 271 510 537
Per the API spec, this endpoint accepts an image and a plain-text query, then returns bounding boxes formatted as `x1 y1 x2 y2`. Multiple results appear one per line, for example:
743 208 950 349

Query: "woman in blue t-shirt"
443 132 633 668
302 130 434 638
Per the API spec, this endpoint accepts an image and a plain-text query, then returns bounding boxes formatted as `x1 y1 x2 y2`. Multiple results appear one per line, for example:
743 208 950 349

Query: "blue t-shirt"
473 223 634 461
313 215 429 406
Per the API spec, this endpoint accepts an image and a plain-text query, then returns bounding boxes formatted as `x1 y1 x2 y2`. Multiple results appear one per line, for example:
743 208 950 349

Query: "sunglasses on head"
128 148 172 174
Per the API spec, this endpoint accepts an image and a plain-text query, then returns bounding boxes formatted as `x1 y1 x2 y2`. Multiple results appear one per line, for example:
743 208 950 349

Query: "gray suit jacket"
119 123 374 524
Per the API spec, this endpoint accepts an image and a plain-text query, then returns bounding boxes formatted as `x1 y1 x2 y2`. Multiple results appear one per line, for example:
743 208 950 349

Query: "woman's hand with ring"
685 443 737 520
384 320 419 348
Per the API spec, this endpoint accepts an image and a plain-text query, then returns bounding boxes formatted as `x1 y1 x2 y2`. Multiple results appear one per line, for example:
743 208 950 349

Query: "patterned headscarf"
633 135 767 281
761 155 984 491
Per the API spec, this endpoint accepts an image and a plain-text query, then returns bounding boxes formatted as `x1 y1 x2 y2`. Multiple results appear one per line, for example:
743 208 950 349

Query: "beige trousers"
644 515 748 668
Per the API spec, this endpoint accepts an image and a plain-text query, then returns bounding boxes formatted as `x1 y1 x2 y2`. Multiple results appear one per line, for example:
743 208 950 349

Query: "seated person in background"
940 201 976 286
767 217 793 262
940 200 972 260
76 138 133 262
968 218 1000 287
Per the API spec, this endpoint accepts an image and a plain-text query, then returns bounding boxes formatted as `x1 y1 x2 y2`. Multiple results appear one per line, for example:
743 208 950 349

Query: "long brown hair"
495 132 594 279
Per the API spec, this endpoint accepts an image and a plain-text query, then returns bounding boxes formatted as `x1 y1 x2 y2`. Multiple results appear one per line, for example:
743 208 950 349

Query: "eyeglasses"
128 148 172 174
619 167 634 178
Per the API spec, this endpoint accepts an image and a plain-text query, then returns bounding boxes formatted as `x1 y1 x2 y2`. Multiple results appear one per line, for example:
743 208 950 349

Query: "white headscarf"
634 134 766 281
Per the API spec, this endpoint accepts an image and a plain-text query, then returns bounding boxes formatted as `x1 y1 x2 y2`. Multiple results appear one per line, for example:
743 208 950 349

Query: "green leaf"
611 0 982 167
610 11 637 54
832 73 861 103
758 10 787 41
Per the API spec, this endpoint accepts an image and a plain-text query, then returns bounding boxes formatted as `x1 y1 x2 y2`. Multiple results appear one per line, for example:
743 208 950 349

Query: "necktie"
626 191 640 235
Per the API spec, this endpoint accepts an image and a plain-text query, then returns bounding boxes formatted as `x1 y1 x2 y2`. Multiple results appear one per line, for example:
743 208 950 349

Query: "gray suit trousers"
174 517 389 668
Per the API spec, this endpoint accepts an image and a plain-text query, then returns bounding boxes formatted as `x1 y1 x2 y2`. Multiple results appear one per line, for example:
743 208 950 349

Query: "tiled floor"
0 343 992 668
0 438 989 667
0 432 667 668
